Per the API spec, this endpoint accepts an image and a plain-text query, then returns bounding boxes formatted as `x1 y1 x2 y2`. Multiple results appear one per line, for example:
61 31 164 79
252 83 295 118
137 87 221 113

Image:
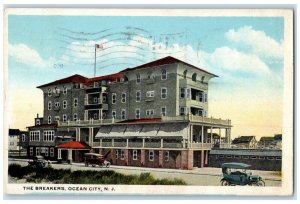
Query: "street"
8 159 281 186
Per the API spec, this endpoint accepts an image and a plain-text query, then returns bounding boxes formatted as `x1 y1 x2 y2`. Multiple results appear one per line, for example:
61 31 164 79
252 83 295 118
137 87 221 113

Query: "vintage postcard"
3 8 294 196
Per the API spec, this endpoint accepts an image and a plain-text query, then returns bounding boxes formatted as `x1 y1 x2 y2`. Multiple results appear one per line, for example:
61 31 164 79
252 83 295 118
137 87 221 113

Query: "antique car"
28 155 51 168
84 153 110 168
220 162 265 186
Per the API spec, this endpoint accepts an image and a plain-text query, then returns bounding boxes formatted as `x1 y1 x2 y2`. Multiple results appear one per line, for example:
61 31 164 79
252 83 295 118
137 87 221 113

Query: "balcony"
53 106 60 111
179 79 208 90
191 143 212 149
53 92 60 97
58 118 121 127
161 115 231 126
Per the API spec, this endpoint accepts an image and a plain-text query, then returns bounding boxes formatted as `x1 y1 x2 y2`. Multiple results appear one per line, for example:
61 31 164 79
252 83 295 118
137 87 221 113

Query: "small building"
8 129 21 151
231 136 257 149
258 134 282 149
209 149 282 171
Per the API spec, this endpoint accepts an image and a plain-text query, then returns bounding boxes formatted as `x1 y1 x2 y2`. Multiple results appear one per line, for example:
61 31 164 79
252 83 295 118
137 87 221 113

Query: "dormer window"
54 87 60 94
192 73 197 82
63 86 67 94
36 119 40 126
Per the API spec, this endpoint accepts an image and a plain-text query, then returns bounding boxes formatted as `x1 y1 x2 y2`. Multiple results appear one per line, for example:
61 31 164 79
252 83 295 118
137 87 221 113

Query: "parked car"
28 155 51 168
84 153 110 168
220 162 265 186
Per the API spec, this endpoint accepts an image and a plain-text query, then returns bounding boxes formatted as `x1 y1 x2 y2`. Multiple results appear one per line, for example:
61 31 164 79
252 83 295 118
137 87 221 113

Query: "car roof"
221 162 251 169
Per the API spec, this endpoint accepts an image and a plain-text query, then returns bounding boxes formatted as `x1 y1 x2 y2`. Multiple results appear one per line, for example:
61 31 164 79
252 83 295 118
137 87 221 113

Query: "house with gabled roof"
231 136 257 149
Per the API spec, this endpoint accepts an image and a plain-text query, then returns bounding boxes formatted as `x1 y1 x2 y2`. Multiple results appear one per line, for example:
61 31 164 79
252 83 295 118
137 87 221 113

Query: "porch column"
58 149 62 159
159 150 163 167
76 128 81 142
91 127 94 147
100 139 102 147
219 128 221 148
125 149 129 166
190 124 193 148
201 125 204 147
160 138 163 148
84 110 88 121
142 138 145 148
228 128 231 145
141 149 145 166
126 138 129 148
88 128 92 146
205 150 208 165
210 126 213 146
200 150 204 168
112 138 114 147
68 149 73 164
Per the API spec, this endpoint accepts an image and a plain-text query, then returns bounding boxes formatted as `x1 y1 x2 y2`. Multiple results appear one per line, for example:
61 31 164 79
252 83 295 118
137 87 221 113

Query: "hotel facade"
27 56 232 169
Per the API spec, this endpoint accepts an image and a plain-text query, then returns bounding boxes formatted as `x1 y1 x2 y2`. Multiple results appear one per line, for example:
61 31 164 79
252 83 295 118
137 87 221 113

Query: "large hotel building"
27 56 232 169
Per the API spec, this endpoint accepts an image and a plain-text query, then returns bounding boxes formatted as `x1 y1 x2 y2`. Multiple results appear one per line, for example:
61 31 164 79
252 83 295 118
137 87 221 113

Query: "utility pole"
94 44 97 77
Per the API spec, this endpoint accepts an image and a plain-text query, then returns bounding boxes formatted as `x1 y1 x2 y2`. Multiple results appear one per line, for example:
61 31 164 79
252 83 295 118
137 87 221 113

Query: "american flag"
96 44 104 50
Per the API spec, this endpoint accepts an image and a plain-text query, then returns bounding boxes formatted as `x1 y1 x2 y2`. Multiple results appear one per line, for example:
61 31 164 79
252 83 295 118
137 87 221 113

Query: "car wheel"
221 180 230 186
253 181 265 186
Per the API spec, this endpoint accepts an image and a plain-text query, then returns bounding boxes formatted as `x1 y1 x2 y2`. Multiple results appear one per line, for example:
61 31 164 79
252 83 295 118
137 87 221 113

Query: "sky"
6 14 285 139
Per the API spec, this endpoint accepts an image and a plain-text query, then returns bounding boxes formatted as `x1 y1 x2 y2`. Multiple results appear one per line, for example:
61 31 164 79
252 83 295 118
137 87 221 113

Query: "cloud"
225 26 283 59
202 46 272 76
9 43 55 68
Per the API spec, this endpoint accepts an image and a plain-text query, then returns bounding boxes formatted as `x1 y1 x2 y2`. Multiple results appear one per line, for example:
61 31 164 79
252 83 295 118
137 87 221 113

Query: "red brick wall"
129 149 142 167
144 150 159 168
162 151 181 169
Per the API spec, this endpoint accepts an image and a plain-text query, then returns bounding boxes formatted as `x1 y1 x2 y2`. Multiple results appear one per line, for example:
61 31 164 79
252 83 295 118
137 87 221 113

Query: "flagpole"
94 44 97 77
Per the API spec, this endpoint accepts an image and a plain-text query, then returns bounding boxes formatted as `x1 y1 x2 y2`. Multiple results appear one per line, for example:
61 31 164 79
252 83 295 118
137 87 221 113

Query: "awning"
156 122 188 138
123 124 143 137
110 125 126 137
57 141 91 149
95 125 112 138
138 123 160 137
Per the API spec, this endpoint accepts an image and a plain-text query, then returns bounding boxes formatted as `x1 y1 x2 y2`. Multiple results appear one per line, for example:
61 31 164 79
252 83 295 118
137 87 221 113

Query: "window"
10 142 14 146
94 82 99 88
63 114 67 122
94 97 98 103
243 156 249 159
276 157 282 160
146 109 154 116
161 69 167 80
22 134 26 142
180 107 189 116
112 110 116 119
48 101 52 110
161 88 167 99
164 151 169 161
192 73 197 82
54 87 60 94
50 148 54 157
120 149 125 160
30 131 40 141
161 107 166 116
204 93 208 103
30 147 33 156
74 113 78 121
180 88 190 98
48 88 52 97
36 147 40 156
133 150 138 160
147 72 154 79
63 100 67 109
74 98 78 107
55 102 60 108
121 92 126 103
136 74 141 83
267 157 274 160
234 155 240 159
219 155 224 158
43 130 54 142
226 155 232 158
199 92 204 102
54 116 60 122
102 95 107 103
146 91 155 97
149 150 154 161
183 70 187 79
93 113 98 119
63 86 67 94
135 109 140 119
121 109 126 120
201 76 205 83
48 116 52 124
45 148 49 156
112 93 116 104
259 156 265 160
250 156 257 159
136 91 141 102
115 149 119 159
36 119 40 126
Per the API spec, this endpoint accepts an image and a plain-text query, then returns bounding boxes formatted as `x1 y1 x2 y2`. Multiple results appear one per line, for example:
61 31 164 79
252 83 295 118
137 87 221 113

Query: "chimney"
37 113 39 118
